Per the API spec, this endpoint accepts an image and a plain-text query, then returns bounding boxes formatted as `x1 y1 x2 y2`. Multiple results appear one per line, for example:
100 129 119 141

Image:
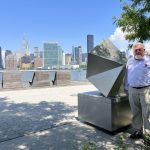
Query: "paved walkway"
0 84 145 150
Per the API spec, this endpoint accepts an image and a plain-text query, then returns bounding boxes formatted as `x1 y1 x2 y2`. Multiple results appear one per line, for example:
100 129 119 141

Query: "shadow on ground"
0 97 145 150
0 97 77 142
0 122 145 150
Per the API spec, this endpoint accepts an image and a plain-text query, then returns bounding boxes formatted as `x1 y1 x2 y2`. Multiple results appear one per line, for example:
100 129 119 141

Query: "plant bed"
143 134 150 150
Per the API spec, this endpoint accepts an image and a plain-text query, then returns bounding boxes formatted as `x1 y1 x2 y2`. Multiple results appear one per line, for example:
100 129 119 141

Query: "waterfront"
0 69 87 90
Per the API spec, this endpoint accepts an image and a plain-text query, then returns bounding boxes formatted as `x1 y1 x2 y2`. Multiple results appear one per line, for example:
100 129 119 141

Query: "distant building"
21 55 31 64
72 46 82 65
34 47 38 58
21 37 30 56
62 51 65 65
82 53 87 62
30 53 34 61
15 52 24 68
39 51 43 58
5 50 12 58
72 46 76 64
33 47 42 59
34 57 43 69
0 47 3 69
5 54 17 70
20 55 31 69
4 50 12 69
65 53 72 65
2 50 6 68
76 46 82 65
87 34 94 53
43 42 63 69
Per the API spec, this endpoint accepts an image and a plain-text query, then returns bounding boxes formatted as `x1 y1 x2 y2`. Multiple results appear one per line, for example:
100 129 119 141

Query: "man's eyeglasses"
134 48 144 52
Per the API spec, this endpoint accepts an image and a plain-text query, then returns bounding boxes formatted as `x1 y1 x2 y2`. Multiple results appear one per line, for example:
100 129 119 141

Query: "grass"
81 142 96 150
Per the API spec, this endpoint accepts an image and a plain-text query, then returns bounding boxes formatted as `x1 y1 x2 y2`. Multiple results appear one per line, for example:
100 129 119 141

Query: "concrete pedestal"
78 91 133 132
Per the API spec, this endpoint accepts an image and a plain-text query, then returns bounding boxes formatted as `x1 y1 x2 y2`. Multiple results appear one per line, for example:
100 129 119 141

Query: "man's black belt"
131 85 150 89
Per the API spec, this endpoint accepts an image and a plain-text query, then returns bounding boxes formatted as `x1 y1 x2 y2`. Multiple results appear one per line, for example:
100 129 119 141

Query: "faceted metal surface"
78 92 132 131
90 38 127 64
87 53 125 97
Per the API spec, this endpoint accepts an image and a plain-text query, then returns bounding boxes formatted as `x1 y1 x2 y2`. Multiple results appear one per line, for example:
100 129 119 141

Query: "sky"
0 0 142 53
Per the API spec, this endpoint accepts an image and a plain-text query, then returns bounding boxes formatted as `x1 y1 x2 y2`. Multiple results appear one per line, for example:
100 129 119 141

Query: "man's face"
133 44 145 59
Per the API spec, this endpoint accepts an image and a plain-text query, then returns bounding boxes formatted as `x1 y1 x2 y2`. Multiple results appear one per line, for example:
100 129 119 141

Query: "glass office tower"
87 34 94 53
43 42 63 69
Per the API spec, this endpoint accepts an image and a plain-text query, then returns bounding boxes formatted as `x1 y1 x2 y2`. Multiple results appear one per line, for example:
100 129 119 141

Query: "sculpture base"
78 91 133 132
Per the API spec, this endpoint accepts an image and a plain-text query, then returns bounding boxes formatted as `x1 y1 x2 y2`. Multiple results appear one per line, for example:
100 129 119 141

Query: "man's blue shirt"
126 56 150 89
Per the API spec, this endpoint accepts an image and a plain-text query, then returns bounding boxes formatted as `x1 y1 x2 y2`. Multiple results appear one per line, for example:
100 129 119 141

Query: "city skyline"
0 0 127 53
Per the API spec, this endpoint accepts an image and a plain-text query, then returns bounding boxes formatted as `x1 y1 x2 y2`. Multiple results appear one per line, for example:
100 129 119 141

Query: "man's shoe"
130 131 143 139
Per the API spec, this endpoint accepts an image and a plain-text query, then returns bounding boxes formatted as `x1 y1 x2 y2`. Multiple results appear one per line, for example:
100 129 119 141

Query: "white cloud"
109 27 128 52
144 42 150 52
109 27 150 53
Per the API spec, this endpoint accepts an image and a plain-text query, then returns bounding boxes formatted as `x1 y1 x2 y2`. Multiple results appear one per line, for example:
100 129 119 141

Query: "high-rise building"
62 51 65 65
34 57 43 69
43 42 63 69
4 50 12 69
5 54 17 70
39 51 43 58
72 46 76 64
65 53 72 65
82 53 87 62
21 37 30 56
87 34 94 53
5 50 12 58
75 46 82 65
30 53 34 61
72 46 82 65
0 47 3 69
34 47 38 58
20 55 31 69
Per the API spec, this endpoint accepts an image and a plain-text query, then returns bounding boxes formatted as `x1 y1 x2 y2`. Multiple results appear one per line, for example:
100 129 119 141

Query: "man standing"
125 42 150 139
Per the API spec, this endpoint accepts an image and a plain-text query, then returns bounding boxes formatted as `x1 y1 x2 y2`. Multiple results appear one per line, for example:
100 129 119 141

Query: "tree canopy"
114 0 150 43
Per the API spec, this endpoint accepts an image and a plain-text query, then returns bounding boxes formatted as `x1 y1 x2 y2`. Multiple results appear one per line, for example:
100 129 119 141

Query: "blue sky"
0 0 123 53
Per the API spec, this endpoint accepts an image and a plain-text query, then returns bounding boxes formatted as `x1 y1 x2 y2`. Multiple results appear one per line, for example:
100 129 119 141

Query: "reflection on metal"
87 53 125 97
49 71 56 85
90 38 127 64
21 71 35 87
3 71 22 89
32 71 50 87
78 91 132 131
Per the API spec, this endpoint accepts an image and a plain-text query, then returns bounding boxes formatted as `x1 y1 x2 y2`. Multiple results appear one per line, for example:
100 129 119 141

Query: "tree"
114 0 150 44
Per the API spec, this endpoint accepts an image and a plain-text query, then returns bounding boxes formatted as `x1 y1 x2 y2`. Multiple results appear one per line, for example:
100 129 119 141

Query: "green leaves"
114 0 150 43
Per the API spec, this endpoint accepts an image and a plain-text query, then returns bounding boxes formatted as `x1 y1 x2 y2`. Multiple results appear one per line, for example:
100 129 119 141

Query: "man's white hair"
132 42 145 51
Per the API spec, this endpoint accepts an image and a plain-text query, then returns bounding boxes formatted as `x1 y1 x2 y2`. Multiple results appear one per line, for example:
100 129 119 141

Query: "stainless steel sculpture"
78 40 132 132
87 53 126 97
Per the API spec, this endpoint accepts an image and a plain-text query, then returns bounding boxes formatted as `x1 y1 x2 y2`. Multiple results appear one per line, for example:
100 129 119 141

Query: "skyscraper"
43 42 63 69
21 37 30 56
34 47 38 58
0 47 3 69
87 34 94 53
4 50 12 69
65 53 72 65
5 54 17 70
5 50 12 58
72 46 82 65
72 46 76 64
